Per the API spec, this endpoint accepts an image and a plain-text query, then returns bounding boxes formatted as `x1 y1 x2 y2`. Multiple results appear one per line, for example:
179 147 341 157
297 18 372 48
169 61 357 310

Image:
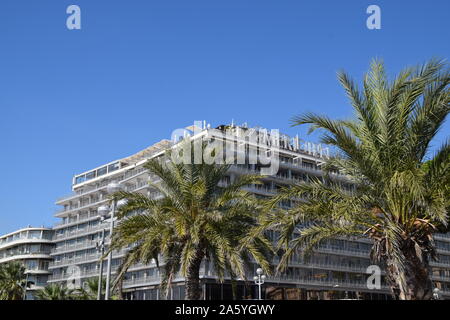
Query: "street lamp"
103 182 125 300
333 284 349 299
253 268 266 300
96 206 109 300
433 287 442 300
95 227 106 300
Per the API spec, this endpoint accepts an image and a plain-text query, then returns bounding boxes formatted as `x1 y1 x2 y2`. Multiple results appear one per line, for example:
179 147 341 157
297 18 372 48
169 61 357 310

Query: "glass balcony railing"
57 167 149 204
55 177 153 216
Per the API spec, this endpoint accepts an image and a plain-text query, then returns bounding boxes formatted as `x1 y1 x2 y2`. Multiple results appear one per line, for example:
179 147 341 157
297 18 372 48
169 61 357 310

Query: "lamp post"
253 268 266 300
433 287 442 300
22 272 29 300
103 182 125 300
96 206 109 300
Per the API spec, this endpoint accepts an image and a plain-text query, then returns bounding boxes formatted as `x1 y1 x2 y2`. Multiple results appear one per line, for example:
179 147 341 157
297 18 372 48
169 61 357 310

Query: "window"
42 231 53 240
302 161 315 169
39 261 49 271
108 162 120 173
97 166 107 177
75 175 86 184
86 171 96 180
29 231 41 239
27 260 38 270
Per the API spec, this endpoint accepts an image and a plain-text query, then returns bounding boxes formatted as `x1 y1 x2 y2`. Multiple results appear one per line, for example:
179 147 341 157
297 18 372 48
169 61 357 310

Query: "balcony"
122 274 186 289
55 178 153 217
288 261 376 274
314 245 370 258
49 247 128 269
54 222 105 241
270 275 390 291
51 240 98 255
56 167 149 204
53 212 100 230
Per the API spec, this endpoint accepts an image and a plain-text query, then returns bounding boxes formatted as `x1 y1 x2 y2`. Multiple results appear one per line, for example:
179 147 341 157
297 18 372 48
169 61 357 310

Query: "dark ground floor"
122 280 392 300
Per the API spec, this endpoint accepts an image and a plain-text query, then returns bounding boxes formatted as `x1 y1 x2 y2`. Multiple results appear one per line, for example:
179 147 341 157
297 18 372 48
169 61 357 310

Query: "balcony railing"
55 178 152 216
288 261 376 274
51 241 98 254
49 247 128 268
270 276 390 290
56 167 149 204
54 223 105 241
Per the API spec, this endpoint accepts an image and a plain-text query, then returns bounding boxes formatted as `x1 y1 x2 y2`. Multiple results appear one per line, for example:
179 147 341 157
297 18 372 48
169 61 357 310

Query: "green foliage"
0 261 27 300
76 277 104 300
109 141 273 299
34 284 77 300
75 277 119 300
261 58 449 299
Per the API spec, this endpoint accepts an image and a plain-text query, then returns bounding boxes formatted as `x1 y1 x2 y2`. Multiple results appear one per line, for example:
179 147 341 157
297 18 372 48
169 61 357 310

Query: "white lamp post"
253 267 266 300
433 288 442 300
103 182 124 300
96 205 110 300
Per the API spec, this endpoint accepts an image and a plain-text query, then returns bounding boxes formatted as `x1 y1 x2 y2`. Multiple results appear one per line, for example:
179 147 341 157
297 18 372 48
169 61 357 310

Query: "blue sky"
0 0 448 234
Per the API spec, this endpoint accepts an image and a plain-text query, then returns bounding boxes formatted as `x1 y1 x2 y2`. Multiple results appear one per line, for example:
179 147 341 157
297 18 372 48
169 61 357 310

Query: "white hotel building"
47 122 450 300
0 227 54 299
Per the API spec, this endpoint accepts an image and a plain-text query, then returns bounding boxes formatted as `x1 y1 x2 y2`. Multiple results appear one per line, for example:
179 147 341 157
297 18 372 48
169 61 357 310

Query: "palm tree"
76 277 104 300
34 284 76 300
76 277 118 300
0 261 28 300
261 59 449 300
109 142 273 300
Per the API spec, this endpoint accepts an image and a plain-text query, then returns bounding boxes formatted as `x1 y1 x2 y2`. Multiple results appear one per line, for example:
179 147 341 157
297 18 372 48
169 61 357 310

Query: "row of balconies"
55 198 108 216
0 253 52 264
122 275 183 288
0 248 52 259
121 271 390 292
56 167 151 205
48 237 450 272
54 222 105 240
48 260 157 282
55 154 336 209
314 245 370 258
49 248 128 268
54 212 100 229
52 240 99 254
49 268 109 282
55 179 153 216
0 235 53 249
287 261 375 274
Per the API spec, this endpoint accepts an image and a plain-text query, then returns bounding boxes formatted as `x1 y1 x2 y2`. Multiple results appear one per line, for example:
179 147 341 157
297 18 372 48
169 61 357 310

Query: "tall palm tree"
34 284 76 300
261 59 449 300
109 142 273 300
0 261 27 300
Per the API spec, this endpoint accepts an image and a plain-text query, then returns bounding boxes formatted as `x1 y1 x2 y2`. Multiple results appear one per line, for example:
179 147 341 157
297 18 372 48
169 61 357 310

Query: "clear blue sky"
0 0 449 234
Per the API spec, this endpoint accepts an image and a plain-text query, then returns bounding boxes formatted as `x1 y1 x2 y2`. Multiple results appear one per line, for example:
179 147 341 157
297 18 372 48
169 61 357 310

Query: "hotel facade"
0 227 54 299
46 122 450 300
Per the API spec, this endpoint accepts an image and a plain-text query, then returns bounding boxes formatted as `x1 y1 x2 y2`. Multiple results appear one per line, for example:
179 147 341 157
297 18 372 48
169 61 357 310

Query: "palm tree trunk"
386 243 434 300
185 249 205 300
